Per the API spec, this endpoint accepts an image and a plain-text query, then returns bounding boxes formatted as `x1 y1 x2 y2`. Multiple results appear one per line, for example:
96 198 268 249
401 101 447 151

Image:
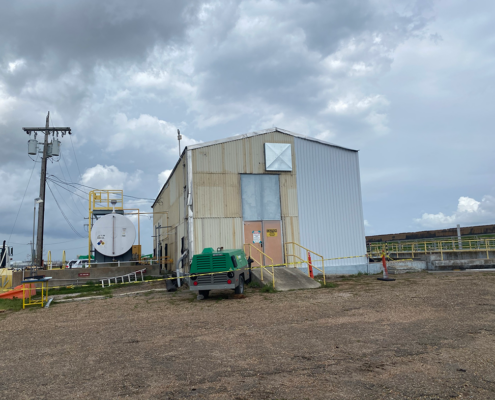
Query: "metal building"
152 127 367 274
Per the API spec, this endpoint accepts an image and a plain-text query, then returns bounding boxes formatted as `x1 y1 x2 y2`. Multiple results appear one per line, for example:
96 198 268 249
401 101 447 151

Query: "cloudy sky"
1 0 494 261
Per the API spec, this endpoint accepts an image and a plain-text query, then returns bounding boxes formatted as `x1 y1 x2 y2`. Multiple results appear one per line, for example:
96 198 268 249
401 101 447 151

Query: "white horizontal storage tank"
294 137 367 274
91 213 136 257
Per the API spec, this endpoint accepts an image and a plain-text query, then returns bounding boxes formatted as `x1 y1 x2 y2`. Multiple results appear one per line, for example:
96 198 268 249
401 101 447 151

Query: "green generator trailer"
189 247 252 298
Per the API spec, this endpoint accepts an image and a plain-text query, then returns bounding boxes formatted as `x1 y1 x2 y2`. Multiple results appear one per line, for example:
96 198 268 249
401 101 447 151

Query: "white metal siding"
294 138 367 274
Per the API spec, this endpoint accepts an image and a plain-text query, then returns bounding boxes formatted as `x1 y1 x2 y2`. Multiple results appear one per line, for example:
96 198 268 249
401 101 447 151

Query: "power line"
50 176 85 218
10 238 83 246
57 154 68 182
46 178 87 200
7 153 39 245
61 151 74 183
48 176 155 201
45 244 87 251
46 238 84 245
47 176 90 197
50 115 75 183
46 181 85 238
69 135 83 180
53 157 87 216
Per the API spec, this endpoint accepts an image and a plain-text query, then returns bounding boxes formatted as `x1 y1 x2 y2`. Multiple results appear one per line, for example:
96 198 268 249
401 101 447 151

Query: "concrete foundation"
387 260 427 274
373 253 495 274
382 251 495 262
430 258 495 271
12 264 161 288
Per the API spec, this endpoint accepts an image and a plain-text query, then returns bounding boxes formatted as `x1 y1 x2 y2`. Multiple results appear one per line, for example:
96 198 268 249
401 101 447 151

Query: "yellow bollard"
62 250 66 269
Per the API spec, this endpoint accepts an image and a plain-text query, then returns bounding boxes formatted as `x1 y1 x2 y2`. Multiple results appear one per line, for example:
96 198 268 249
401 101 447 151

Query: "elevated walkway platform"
251 267 320 291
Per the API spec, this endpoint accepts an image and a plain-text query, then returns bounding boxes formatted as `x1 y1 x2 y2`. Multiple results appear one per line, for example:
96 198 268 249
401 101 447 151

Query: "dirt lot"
1 272 495 399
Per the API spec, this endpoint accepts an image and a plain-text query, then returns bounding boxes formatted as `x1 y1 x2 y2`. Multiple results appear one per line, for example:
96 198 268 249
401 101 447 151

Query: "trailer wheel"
199 290 210 299
235 275 245 294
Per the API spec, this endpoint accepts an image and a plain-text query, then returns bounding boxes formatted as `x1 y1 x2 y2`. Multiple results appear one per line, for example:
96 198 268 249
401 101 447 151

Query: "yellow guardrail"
7 250 402 304
46 251 52 270
284 242 325 285
368 238 495 260
243 243 275 287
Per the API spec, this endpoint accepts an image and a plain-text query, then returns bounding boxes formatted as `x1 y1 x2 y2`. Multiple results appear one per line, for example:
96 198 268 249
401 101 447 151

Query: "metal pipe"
88 191 93 268
32 205 36 269
176 250 188 288
112 214 115 256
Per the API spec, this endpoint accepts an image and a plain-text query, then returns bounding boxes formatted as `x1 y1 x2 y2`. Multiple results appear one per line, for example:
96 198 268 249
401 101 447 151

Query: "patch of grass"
47 279 147 296
48 284 107 296
260 284 277 293
0 298 24 312
318 281 339 289
247 281 261 288
64 287 113 299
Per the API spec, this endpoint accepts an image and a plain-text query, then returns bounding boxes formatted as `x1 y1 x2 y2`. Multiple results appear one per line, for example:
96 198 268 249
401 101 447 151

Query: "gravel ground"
0 272 494 399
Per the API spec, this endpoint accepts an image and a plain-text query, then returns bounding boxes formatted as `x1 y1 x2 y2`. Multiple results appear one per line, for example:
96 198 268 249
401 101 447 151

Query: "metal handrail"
46 251 52 270
367 238 495 260
243 244 275 287
284 242 325 285
90 189 124 210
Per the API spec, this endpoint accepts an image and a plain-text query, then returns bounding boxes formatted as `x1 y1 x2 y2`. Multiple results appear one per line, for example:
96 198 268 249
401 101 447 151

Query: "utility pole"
36 113 49 268
23 112 71 269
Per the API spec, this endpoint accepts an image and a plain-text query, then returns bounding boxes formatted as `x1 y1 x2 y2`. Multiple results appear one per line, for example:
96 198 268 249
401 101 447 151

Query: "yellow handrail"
243 244 275 287
284 242 325 285
367 237 495 261
46 251 52 270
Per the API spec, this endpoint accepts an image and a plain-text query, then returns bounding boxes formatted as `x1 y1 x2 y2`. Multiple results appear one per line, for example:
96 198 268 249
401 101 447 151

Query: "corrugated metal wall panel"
192 131 296 175
190 132 300 263
194 144 224 173
222 141 245 173
193 173 242 218
153 154 189 271
194 218 244 253
192 132 297 219
169 173 177 205
282 216 300 246
280 175 298 217
294 138 367 273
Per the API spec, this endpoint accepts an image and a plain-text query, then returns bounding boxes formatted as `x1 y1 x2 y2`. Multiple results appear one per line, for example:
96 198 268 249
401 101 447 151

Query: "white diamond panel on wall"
265 143 292 171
